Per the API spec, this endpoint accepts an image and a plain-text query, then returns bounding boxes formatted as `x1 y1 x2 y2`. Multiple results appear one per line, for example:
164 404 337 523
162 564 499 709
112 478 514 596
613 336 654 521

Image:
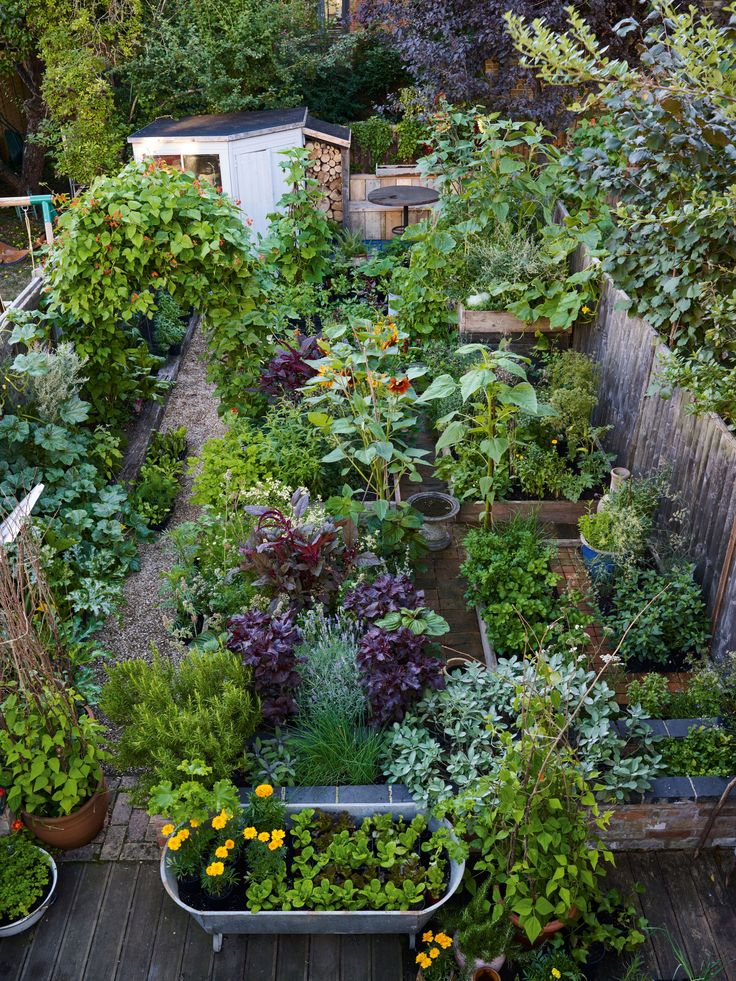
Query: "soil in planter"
624 649 691 674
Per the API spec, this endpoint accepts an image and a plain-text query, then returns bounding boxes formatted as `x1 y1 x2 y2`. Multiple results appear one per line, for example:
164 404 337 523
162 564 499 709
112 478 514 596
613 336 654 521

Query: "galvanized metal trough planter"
160 798 465 953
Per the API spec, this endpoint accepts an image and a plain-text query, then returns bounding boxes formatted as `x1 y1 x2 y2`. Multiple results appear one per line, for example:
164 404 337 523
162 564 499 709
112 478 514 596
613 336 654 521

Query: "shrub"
226 610 301 724
46 160 266 423
357 625 444 725
605 563 710 667
383 657 661 806
461 516 561 657
343 572 423 623
101 648 261 800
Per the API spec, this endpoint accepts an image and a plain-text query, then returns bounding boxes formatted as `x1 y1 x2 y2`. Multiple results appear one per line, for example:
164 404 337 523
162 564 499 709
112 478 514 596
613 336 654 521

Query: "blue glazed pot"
580 533 616 579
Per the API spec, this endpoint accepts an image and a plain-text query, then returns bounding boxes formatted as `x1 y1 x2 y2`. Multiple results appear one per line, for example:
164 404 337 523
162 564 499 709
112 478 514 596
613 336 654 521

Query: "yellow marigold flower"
258 831 270 843
190 819 200 828
268 840 282 851
429 948 440 959
271 829 285 839
551 438 558 445
167 836 182 851
212 814 227 830
422 931 433 943
206 862 225 876
215 846 229 859
551 971 562 980
224 839 235 850
435 933 452 949
243 826 257 840
161 823 175 836
178 828 190 841
417 954 432 970
255 784 273 799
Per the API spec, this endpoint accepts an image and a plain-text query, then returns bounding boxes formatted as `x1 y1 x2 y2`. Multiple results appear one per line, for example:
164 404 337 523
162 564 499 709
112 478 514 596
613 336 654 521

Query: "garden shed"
128 108 351 238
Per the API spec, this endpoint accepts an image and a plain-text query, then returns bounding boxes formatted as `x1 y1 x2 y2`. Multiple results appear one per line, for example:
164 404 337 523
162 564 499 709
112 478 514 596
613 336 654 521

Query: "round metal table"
366 184 439 235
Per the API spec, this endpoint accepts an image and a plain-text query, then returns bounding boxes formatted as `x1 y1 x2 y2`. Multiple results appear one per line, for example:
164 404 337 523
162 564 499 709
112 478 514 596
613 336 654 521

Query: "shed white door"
233 145 292 239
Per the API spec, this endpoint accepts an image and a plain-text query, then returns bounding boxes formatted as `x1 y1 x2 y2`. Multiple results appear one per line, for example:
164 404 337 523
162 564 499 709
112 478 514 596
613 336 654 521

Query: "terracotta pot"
455 945 506 974
23 781 109 850
510 906 578 949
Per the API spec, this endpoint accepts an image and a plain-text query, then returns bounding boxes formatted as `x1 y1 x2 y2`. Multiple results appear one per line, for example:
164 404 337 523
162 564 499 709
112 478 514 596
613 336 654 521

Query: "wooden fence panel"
573 270 736 658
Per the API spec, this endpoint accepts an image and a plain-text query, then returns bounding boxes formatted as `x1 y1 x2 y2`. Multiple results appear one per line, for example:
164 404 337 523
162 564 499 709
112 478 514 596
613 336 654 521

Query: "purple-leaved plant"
227 609 301 724
357 625 444 725
343 573 423 624
260 334 320 400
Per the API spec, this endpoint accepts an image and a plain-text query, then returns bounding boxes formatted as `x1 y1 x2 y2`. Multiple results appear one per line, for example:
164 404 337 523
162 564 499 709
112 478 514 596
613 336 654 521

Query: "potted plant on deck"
0 828 58 937
439 658 615 948
0 686 110 849
0 525 110 849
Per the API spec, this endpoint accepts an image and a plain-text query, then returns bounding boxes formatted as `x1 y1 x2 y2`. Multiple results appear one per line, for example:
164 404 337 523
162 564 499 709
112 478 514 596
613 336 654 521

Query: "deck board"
2 854 734 980
115 861 163 981
50 863 111 981
85 862 139 981
18 862 84 981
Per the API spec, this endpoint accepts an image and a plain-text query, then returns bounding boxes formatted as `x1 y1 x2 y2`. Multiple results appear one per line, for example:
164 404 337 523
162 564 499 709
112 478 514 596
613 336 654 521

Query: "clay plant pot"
23 781 110 850
455 945 506 976
510 907 578 949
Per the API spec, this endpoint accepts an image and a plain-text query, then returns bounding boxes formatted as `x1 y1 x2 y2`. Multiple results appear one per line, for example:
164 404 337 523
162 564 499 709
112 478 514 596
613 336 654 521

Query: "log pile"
305 138 344 223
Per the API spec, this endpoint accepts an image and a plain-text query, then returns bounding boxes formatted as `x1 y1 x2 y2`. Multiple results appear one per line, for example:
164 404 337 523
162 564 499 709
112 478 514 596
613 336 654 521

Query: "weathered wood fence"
572 264 736 658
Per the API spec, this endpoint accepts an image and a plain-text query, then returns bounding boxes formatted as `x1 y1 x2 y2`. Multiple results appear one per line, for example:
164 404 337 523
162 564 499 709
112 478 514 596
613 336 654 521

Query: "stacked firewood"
305 139 344 223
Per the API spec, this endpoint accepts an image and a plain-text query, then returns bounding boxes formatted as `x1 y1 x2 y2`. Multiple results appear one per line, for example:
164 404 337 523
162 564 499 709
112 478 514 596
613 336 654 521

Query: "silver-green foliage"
295 607 367 724
383 656 661 806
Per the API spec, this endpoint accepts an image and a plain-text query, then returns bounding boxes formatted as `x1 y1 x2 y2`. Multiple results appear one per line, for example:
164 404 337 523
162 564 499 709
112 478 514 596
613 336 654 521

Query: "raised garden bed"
457 304 555 336
160 795 464 952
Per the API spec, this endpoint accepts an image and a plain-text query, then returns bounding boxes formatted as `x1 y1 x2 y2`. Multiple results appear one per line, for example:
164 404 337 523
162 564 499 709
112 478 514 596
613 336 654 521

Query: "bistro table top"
366 184 440 208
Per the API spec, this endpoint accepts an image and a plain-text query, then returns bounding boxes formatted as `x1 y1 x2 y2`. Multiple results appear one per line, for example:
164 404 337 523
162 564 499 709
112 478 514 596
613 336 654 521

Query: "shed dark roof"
128 108 350 146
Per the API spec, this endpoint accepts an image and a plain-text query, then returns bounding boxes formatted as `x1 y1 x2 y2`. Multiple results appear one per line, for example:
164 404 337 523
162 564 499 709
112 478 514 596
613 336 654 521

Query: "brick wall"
603 798 736 850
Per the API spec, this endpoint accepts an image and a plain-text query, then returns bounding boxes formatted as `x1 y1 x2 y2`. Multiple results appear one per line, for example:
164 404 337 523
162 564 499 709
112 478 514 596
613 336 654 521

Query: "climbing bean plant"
46 159 267 424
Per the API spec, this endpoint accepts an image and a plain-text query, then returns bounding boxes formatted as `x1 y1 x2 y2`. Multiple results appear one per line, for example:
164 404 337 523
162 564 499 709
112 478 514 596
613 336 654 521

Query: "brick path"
58 776 166 863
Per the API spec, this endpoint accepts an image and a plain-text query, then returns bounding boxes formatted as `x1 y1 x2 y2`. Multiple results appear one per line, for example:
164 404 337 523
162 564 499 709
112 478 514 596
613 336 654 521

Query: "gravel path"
97 324 224 665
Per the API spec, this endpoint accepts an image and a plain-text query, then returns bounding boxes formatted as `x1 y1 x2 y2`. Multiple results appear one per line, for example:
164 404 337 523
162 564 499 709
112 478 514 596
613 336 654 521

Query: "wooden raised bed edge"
117 312 200 485
458 305 564 335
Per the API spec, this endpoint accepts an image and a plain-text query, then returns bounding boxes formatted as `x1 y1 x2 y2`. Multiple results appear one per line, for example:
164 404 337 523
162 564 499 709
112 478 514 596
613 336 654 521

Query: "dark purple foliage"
343 573 423 624
356 0 654 129
227 609 301 724
357 626 445 725
260 334 320 400
241 490 355 610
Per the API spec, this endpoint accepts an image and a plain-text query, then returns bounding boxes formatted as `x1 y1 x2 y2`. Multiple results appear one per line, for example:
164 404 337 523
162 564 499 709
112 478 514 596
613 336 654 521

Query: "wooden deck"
0 862 406 981
1 852 734 980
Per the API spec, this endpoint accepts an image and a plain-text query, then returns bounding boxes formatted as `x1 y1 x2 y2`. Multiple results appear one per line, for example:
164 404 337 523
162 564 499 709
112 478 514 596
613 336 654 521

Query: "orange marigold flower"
255 784 273 799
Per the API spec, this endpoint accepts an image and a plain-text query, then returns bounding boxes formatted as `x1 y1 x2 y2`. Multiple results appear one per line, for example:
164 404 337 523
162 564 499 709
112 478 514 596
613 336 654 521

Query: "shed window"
149 153 222 189
183 154 222 188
